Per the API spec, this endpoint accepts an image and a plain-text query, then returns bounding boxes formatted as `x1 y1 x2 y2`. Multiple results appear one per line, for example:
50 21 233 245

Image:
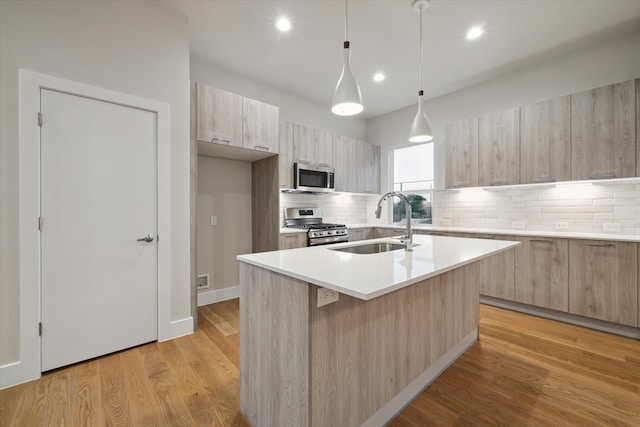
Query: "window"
390 143 434 224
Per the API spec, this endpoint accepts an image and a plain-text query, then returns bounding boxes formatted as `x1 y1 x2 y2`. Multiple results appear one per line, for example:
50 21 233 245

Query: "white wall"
190 56 367 141
197 156 252 291
367 31 640 192
0 0 191 373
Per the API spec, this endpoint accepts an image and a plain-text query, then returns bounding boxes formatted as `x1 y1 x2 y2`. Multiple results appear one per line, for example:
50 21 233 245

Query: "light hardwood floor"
1 300 639 426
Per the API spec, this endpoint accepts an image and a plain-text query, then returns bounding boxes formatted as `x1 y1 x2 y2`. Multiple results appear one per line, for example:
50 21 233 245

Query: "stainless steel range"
284 207 349 246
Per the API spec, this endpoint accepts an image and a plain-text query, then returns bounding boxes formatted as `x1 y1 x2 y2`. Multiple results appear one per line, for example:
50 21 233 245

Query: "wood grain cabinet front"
520 96 571 184
568 240 638 326
478 108 520 187
279 233 307 250
193 82 243 148
514 237 569 311
348 228 372 242
571 80 636 180
242 97 279 154
445 118 479 189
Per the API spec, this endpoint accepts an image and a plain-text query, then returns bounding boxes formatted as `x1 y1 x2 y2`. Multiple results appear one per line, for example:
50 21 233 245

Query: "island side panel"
239 263 310 427
309 263 479 427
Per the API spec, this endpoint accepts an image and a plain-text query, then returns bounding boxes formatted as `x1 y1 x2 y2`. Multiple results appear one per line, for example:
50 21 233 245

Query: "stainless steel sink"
330 242 418 254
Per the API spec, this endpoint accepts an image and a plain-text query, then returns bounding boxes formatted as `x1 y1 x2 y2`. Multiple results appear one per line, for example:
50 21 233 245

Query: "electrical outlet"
554 221 569 230
317 287 339 307
440 218 452 226
511 221 525 229
196 274 209 289
210 215 217 226
603 223 621 232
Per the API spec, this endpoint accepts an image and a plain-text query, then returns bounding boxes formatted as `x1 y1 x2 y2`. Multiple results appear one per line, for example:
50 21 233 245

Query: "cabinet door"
568 240 638 326
478 108 520 186
316 129 333 168
243 98 279 154
293 123 315 165
357 141 380 194
195 83 242 147
445 118 479 189
636 79 639 177
372 228 401 238
477 235 515 300
348 228 371 242
333 135 358 192
571 80 635 180
514 237 569 311
520 96 571 184
279 233 307 250
279 122 294 189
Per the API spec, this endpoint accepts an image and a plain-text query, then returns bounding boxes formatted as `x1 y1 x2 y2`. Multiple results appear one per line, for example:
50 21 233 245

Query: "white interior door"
40 89 158 371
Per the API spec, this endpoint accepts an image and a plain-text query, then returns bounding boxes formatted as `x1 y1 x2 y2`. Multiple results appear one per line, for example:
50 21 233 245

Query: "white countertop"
238 235 519 300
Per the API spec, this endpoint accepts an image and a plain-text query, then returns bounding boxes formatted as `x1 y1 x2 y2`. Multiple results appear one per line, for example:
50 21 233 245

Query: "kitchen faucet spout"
375 191 413 251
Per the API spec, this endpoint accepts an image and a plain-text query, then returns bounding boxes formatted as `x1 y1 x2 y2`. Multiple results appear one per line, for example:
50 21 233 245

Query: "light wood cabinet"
444 118 479 189
568 240 638 326
571 80 636 180
316 129 333 168
193 82 243 148
373 228 402 239
514 237 569 311
478 108 520 186
636 79 639 177
292 124 334 167
333 135 358 192
279 122 294 188
520 96 571 184
279 232 307 250
348 228 372 242
242 97 279 154
357 140 380 194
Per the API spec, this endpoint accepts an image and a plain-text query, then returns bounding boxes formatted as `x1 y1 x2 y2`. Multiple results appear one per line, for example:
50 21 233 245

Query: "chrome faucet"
375 191 413 251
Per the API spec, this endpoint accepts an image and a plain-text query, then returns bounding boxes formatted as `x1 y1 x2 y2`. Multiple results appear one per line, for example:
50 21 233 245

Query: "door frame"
12 69 172 386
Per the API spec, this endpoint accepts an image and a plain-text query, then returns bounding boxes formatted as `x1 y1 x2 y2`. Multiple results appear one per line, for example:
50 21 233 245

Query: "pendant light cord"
419 5 423 92
345 0 349 41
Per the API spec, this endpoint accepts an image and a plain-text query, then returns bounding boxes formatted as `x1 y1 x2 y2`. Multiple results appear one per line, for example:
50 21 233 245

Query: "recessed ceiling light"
373 72 385 82
465 26 484 40
276 17 291 32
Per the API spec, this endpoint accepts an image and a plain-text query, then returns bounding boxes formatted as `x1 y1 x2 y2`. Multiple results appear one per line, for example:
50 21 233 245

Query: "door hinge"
39 322 42 336
38 112 43 127
38 216 43 231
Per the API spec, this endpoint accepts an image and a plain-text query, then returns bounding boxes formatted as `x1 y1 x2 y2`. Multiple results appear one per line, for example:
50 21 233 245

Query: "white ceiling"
163 0 640 119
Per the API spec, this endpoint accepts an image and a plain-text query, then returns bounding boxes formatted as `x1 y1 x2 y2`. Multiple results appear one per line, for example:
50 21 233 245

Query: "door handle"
137 234 154 243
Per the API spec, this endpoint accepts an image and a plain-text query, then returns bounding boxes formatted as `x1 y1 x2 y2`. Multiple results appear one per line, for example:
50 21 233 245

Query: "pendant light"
408 0 434 142
331 0 363 116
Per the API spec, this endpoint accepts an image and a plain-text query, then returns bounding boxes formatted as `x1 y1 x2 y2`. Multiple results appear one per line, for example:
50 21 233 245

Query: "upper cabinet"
291 124 334 167
444 118 479 189
571 80 636 180
333 135 358 192
243 98 279 154
636 79 640 176
194 82 243 148
478 107 520 186
316 129 333 168
279 121 294 188
520 96 571 184
357 140 380 194
192 81 279 158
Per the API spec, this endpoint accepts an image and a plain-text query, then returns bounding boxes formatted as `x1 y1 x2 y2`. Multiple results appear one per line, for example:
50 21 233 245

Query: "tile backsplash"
281 179 640 236
432 179 640 235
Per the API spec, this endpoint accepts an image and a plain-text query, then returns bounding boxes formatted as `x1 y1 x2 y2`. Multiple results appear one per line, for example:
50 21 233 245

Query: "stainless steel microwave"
294 163 335 193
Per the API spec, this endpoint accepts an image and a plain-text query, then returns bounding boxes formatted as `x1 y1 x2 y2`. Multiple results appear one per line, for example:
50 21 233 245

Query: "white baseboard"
361 328 478 427
198 286 240 306
159 316 194 342
0 361 40 390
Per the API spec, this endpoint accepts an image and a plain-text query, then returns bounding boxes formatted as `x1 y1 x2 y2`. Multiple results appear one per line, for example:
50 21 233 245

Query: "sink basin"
330 242 418 254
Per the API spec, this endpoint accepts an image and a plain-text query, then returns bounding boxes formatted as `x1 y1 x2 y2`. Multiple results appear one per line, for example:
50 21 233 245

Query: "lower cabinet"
348 228 372 242
279 233 307 250
373 228 402 239
514 237 569 311
476 235 515 300
568 240 638 327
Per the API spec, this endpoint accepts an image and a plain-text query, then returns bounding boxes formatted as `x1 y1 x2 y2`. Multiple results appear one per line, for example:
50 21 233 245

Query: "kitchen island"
237 235 519 427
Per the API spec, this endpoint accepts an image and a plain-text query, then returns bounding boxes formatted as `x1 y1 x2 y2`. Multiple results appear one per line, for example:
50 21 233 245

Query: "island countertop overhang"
237 235 520 300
